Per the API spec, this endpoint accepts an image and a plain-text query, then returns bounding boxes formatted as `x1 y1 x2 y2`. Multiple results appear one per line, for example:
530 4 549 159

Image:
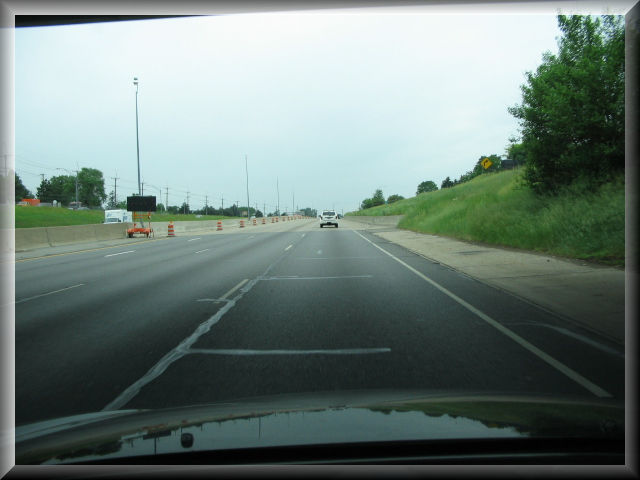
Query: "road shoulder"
367 227 624 345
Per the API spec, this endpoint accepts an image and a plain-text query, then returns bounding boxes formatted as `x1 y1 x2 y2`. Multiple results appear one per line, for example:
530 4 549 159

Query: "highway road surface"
14 218 624 426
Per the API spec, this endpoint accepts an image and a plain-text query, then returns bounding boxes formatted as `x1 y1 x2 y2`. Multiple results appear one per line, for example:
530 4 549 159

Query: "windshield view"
3 3 633 469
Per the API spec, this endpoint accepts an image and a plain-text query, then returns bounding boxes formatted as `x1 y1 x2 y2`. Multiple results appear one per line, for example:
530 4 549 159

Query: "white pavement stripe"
103 272 269 411
221 279 249 300
194 249 209 254
188 348 391 355
285 245 292 251
263 275 373 281
297 256 379 260
188 238 201 242
104 250 135 257
352 230 613 398
14 284 85 305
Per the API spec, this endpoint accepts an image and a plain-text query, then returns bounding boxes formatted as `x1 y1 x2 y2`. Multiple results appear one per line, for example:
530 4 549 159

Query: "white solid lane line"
188 238 201 242
352 229 612 399
104 250 135 258
14 284 85 305
263 275 373 281
194 249 209 254
188 348 391 355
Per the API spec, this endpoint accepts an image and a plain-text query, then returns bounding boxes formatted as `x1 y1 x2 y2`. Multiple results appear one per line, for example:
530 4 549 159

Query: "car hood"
14 389 624 464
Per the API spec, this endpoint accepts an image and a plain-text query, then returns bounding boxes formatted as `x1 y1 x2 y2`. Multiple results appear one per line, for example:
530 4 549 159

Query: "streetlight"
133 77 141 196
245 155 250 220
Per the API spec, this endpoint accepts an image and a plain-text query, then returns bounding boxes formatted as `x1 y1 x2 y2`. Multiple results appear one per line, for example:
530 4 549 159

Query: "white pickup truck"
104 209 133 224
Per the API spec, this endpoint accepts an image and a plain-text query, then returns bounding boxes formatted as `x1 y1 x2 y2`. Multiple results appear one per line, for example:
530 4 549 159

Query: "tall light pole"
245 155 250 219
133 77 141 196
276 177 280 216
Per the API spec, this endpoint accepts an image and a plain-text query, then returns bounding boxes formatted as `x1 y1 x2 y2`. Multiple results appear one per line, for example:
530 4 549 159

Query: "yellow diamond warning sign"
481 157 493 169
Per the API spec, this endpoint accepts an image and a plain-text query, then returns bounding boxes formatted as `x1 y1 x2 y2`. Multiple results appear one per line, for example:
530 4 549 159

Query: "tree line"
359 14 624 210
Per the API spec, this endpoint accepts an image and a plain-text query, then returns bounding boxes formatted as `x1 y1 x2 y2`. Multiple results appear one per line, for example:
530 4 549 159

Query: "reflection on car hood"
15 390 624 464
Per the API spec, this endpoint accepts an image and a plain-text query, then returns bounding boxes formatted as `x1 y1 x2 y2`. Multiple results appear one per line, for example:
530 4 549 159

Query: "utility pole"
74 169 79 207
276 177 280 215
221 195 224 213
141 180 144 196
111 173 120 205
165 186 169 210
133 77 141 195
245 155 250 220
186 191 190 214
205 195 208 216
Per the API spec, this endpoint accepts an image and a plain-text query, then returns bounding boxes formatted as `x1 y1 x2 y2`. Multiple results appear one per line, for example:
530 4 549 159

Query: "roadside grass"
348 169 625 266
15 207 240 228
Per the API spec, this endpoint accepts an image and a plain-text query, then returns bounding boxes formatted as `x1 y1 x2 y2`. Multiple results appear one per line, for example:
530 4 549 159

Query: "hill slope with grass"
348 170 624 266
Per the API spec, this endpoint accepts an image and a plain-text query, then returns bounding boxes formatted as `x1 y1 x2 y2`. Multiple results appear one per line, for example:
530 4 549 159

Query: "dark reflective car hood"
15 390 624 464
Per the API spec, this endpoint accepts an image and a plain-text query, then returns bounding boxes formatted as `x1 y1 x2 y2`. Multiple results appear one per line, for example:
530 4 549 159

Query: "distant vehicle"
104 209 133 224
320 210 338 228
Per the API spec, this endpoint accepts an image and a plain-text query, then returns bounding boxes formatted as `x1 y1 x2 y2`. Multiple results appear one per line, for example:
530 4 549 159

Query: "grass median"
15 208 240 228
348 169 625 267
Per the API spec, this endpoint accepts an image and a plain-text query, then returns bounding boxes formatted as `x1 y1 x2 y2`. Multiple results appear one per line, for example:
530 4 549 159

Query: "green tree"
371 189 385 206
360 198 374 210
36 175 75 205
508 15 624 193
473 154 502 176
387 194 404 204
77 168 106 207
441 177 454 189
302 207 317 217
506 139 527 167
416 181 438 195
15 173 33 202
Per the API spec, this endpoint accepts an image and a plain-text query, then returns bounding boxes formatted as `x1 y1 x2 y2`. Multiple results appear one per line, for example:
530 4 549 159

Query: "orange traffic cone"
240 220 245 228
217 221 223 231
168 221 175 237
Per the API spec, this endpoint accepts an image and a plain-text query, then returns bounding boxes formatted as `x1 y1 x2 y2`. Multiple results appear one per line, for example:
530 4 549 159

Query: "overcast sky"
13 4 630 214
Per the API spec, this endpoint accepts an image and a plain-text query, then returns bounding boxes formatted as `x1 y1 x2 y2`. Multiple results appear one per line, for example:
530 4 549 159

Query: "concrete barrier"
15 223 129 251
46 224 99 246
94 223 129 241
151 219 240 235
14 218 248 251
15 227 50 251
343 215 404 228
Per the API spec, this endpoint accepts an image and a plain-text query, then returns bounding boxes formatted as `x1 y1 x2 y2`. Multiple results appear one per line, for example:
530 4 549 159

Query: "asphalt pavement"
13 217 625 426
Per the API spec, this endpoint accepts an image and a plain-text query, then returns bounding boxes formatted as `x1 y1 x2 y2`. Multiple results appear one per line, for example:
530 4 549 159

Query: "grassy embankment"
14 208 239 229
348 169 625 267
